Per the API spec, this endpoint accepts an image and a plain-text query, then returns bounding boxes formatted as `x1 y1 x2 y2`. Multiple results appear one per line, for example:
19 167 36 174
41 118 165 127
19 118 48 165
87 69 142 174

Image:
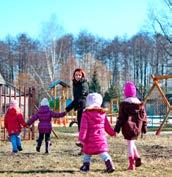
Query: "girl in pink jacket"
79 93 116 173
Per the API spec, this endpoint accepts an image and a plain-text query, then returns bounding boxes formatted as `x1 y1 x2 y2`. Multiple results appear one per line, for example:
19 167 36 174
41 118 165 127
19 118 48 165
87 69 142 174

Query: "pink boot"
128 157 135 170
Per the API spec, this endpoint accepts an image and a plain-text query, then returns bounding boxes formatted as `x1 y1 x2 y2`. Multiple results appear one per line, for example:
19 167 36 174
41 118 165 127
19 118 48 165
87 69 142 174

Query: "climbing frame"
144 74 172 135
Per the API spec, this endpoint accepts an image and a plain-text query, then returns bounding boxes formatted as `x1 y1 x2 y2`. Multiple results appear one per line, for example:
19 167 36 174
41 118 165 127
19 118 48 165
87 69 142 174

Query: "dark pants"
37 133 50 146
77 109 83 131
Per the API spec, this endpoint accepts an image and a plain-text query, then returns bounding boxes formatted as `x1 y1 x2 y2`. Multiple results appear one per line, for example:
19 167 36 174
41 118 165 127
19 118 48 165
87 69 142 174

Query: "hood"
121 101 144 115
38 106 51 114
85 109 106 124
6 108 17 116
86 93 103 108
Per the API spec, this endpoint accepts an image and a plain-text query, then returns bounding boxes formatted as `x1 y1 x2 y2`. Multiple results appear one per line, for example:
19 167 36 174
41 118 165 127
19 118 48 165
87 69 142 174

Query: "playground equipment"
144 74 172 135
107 98 119 124
0 84 35 141
48 80 70 126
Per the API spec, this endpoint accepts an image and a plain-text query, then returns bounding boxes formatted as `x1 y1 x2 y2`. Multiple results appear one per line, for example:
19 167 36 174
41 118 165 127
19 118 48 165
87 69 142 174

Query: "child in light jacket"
79 93 116 173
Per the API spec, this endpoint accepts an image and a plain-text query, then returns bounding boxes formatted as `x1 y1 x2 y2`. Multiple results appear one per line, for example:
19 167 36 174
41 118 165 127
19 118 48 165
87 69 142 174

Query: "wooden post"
156 109 171 135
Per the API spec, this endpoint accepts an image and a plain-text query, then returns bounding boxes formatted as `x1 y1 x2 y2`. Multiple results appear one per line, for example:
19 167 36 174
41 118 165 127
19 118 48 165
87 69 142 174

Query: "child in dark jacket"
4 100 27 153
114 81 147 170
27 98 66 153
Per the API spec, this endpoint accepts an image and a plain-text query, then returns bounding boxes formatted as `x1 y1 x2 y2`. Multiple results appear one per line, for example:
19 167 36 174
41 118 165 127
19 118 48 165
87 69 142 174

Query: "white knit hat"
40 98 49 106
86 93 103 108
9 99 18 108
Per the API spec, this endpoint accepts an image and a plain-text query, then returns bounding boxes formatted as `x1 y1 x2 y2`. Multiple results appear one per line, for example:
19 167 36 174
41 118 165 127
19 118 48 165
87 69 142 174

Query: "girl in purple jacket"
79 93 116 173
27 98 66 153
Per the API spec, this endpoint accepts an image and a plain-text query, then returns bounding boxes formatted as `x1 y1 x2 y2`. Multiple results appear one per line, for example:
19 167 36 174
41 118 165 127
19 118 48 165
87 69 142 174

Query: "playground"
0 74 172 176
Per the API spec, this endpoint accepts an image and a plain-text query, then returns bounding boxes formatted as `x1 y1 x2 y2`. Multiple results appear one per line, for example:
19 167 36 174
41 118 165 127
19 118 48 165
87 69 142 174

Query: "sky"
0 0 158 40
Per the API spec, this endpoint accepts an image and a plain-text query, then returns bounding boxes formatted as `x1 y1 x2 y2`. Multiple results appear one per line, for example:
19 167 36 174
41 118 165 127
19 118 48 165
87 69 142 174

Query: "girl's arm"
114 103 125 133
27 114 38 126
17 113 27 127
104 117 116 136
51 111 66 118
65 99 77 112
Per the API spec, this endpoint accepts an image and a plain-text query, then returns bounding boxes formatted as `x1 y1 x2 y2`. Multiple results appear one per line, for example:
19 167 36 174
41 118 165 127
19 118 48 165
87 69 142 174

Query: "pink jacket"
79 108 115 155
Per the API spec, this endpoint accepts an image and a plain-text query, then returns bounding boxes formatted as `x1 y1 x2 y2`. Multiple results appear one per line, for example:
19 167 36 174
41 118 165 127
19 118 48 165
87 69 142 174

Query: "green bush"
49 97 59 110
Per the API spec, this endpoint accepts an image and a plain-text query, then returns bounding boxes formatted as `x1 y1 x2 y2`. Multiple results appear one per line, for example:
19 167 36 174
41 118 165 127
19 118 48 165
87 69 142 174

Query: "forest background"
0 0 172 103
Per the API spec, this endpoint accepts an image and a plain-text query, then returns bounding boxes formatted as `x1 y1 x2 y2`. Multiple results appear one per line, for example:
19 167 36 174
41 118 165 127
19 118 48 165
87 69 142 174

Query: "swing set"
144 74 172 135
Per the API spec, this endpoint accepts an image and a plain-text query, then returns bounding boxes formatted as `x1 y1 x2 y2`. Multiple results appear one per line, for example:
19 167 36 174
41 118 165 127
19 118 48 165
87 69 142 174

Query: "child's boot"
80 162 90 173
105 159 115 173
128 157 135 170
17 146 23 151
45 141 51 154
36 145 41 152
36 139 42 152
135 157 141 167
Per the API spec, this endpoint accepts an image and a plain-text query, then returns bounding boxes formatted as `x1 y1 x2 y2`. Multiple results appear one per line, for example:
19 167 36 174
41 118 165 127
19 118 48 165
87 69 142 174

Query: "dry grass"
0 127 172 177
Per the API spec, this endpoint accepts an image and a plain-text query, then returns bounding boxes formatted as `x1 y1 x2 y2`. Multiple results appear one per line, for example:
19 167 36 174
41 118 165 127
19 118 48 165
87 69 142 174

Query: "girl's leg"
77 109 83 131
127 140 135 158
100 152 111 161
133 142 140 158
76 109 83 155
80 154 91 173
133 142 142 167
45 133 51 153
16 133 22 151
36 133 44 152
10 134 18 153
83 154 91 163
127 140 135 170
100 152 115 173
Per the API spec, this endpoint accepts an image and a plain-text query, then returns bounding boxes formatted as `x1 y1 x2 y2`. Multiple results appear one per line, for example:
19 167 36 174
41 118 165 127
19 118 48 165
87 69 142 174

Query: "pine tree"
103 85 119 102
89 70 101 93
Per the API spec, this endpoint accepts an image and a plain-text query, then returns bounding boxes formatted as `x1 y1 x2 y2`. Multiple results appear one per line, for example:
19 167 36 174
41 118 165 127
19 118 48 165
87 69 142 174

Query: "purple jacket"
79 108 115 155
27 106 66 133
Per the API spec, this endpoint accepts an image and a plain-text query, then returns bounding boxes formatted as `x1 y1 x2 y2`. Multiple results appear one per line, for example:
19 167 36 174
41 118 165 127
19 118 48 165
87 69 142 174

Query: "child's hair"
86 93 103 108
40 98 49 106
123 81 136 97
72 68 85 80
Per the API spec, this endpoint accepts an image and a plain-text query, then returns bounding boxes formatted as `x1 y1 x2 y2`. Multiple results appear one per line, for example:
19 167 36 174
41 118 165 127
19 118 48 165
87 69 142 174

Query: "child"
79 93 116 173
114 81 147 170
4 99 27 153
65 68 89 149
27 98 66 154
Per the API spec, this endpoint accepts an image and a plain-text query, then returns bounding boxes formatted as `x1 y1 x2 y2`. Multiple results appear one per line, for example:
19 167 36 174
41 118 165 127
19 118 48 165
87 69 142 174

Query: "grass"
0 126 172 177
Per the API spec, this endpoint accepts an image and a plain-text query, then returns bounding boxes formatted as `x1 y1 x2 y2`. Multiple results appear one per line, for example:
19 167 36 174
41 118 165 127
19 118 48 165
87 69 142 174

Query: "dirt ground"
0 127 172 177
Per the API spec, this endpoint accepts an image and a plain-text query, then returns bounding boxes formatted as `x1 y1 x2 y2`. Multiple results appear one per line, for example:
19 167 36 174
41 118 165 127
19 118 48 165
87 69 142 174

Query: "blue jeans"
10 134 22 152
83 152 112 163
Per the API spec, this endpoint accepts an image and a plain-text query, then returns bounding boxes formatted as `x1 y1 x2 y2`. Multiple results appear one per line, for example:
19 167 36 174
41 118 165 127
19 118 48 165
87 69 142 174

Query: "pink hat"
124 81 136 97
